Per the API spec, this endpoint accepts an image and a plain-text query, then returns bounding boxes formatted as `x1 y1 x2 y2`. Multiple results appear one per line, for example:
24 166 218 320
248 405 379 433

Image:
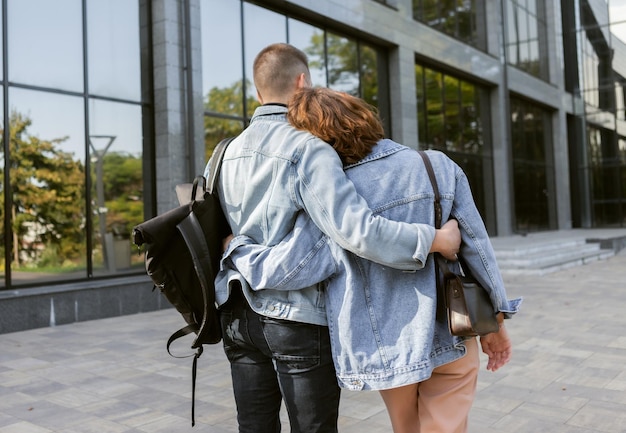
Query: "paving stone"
0 247 625 432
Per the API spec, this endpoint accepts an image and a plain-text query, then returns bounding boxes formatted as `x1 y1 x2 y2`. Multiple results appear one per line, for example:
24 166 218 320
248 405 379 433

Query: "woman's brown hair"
287 87 384 165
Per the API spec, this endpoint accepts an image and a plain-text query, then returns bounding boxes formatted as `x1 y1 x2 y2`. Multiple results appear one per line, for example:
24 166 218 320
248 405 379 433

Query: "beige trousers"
379 338 480 433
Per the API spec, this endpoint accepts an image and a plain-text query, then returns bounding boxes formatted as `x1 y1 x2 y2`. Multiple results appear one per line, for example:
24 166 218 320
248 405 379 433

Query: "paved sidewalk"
1 250 626 432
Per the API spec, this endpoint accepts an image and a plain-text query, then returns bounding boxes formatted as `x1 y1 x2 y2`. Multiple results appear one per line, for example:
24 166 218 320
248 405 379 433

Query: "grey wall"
0 277 169 334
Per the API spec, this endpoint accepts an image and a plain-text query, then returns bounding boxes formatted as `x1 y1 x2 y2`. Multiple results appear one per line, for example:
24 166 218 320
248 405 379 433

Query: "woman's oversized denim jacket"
208 105 437 326
221 140 522 390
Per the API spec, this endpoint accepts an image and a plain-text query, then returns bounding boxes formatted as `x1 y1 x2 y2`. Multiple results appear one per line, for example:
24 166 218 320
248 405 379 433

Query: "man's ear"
296 72 311 89
256 89 264 104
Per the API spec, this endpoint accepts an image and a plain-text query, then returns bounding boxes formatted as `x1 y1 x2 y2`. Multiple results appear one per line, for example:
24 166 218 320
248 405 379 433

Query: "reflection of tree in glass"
203 79 253 160
202 32 383 159
304 32 379 107
3 112 85 269
306 33 360 96
417 67 481 154
95 151 143 238
0 112 143 272
359 45 379 107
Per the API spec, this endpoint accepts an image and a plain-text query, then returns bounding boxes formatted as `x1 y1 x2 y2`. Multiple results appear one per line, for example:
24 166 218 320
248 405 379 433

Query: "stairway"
490 229 626 276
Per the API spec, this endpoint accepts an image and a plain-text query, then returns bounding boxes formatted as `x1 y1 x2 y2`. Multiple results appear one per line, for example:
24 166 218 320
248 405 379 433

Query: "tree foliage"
203 79 254 160
98 151 143 237
201 31 384 161
0 111 143 271
2 112 85 267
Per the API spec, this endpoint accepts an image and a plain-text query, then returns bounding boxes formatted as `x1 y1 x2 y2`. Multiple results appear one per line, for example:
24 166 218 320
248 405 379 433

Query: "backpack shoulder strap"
207 137 236 194
168 210 217 427
176 211 215 349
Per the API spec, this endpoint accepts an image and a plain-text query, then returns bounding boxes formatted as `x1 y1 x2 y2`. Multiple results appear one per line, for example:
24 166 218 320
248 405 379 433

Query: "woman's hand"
430 219 461 260
222 234 234 252
479 318 512 372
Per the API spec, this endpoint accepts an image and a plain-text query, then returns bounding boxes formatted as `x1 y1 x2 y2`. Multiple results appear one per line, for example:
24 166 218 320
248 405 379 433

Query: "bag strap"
418 151 442 229
418 150 455 319
166 202 222 427
177 212 215 350
207 136 236 194
166 323 203 426
418 151 471 278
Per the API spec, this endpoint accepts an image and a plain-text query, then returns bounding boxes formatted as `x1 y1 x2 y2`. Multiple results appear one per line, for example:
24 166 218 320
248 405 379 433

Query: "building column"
389 45 418 149
547 0 573 229
486 0 514 236
151 0 204 214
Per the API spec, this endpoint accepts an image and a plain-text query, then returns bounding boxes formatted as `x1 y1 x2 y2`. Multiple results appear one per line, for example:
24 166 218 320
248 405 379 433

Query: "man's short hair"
253 43 310 97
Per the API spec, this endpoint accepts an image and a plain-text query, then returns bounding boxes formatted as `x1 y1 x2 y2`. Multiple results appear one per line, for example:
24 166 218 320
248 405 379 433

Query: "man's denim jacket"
207 105 436 326
221 141 522 390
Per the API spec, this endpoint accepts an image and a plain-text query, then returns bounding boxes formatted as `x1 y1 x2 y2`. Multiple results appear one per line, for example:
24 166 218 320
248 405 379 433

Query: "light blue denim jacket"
207 105 436 326
221 141 522 390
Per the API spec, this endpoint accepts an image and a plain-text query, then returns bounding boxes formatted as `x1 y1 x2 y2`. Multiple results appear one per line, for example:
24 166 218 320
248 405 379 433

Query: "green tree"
203 79 254 160
98 151 143 236
202 33 382 159
2 111 85 268
304 32 379 107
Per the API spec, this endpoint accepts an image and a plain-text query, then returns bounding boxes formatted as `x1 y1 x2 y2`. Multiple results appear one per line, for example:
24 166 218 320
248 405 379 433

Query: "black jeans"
220 287 340 433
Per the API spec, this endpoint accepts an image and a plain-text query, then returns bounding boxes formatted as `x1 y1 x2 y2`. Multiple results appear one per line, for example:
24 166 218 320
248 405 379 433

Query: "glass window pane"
528 15 538 41
416 65 427 145
457 0 476 42
0 89 3 287
511 97 552 232
288 19 326 87
506 0 548 80
616 82 625 121
201 0 244 117
0 7 3 80
87 0 141 101
505 1 517 45
441 0 458 35
422 0 439 26
460 81 481 154
204 116 245 161
89 100 144 276
415 0 483 49
360 44 379 107
8 0 84 92
326 33 359 95
9 89 86 285
444 76 461 150
514 164 549 231
517 9 529 43
416 62 491 223
425 69 444 149
243 3 286 118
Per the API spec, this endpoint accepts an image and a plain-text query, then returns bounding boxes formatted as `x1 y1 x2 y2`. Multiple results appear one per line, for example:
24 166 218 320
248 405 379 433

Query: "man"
206 43 460 433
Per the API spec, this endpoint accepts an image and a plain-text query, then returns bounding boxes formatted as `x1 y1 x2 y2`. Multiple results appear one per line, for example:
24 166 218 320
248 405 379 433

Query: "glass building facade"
412 0 486 50
1 0 625 332
1 0 151 290
415 64 493 228
504 0 549 81
509 97 555 232
201 0 389 159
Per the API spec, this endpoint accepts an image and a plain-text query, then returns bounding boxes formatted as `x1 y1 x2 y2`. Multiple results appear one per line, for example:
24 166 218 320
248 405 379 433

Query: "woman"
219 87 521 433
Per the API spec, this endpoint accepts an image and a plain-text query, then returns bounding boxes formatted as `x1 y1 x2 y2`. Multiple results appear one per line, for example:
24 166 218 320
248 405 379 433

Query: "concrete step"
490 229 626 276
497 246 614 276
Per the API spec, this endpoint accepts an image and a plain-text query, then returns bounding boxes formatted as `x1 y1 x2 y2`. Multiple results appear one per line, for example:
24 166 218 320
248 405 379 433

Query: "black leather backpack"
132 137 234 426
